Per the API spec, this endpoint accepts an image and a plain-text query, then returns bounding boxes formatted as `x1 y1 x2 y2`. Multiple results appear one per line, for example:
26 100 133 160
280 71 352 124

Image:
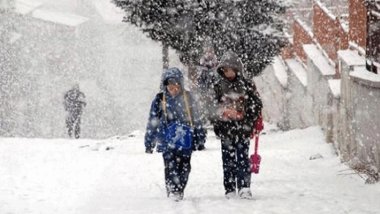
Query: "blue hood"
160 67 185 91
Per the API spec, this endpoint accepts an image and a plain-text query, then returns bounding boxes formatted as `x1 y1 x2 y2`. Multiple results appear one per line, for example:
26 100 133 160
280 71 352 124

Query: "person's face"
167 82 181 97
223 67 236 80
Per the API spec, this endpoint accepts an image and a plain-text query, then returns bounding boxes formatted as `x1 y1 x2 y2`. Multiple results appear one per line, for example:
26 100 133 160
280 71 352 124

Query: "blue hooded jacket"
144 67 206 153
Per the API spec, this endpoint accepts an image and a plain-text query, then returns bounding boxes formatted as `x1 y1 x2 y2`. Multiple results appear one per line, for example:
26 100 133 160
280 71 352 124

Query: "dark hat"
164 77 180 86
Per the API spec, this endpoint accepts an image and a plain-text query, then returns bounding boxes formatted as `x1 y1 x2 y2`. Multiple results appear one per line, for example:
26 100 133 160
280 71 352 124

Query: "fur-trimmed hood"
216 51 243 77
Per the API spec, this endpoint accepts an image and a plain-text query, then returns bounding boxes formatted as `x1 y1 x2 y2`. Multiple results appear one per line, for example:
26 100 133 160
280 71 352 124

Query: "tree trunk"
162 43 169 69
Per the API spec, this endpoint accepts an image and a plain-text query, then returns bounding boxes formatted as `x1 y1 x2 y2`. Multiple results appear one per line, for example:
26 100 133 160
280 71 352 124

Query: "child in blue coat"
144 67 206 201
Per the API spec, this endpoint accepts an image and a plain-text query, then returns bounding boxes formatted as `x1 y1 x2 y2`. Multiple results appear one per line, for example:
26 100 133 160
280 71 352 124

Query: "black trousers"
221 137 251 193
66 114 81 139
163 150 192 195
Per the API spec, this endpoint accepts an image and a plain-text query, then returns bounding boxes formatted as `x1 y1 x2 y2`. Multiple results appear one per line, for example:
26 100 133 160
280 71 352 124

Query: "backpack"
159 92 194 152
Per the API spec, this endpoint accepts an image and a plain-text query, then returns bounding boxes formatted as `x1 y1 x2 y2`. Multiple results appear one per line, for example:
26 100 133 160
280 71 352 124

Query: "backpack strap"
161 91 193 127
161 93 168 124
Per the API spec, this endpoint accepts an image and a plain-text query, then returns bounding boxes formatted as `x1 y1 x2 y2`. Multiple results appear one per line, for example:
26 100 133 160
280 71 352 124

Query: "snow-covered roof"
303 44 335 77
315 0 336 20
93 0 124 24
371 10 380 18
286 59 307 87
348 42 366 55
295 18 314 38
272 57 288 88
350 67 380 88
31 9 89 27
337 50 365 67
328 79 341 98
14 0 42 15
340 20 349 33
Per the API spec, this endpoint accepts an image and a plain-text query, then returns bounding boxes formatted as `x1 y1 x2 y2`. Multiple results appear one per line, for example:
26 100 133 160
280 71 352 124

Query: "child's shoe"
238 188 253 200
197 144 206 151
169 192 183 202
225 190 236 199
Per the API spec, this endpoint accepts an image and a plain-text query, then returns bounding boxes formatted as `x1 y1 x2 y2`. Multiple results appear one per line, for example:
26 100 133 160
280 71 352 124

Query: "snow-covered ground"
1 125 379 214
2 1 380 213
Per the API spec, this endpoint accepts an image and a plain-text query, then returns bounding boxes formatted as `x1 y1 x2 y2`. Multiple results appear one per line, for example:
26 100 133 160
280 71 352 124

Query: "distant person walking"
64 84 86 139
195 46 219 125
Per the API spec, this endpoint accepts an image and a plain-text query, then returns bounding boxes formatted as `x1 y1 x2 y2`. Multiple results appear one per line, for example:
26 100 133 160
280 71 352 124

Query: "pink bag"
250 134 261 174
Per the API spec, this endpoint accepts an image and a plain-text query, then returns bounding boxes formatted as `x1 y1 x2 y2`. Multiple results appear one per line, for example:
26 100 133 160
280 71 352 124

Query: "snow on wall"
338 50 380 174
338 51 359 160
286 58 307 87
350 68 380 87
285 59 314 129
303 44 335 76
263 48 379 178
273 57 288 87
349 67 380 171
255 60 289 130
304 44 335 132
337 49 365 67
293 19 314 63
315 0 336 20
328 79 340 98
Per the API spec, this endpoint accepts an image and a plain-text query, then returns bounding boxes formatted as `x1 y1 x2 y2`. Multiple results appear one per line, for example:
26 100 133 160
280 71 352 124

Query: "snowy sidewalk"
1 126 379 214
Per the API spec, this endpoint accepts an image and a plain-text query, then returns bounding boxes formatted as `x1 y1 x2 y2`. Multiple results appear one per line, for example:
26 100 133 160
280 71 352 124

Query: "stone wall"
255 57 289 130
285 59 314 129
339 49 380 176
260 48 380 179
303 44 336 136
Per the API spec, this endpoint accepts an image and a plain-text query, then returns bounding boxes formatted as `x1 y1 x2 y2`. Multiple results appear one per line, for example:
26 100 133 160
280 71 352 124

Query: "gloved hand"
255 113 264 133
251 113 264 139
222 108 244 121
192 127 206 151
145 147 153 154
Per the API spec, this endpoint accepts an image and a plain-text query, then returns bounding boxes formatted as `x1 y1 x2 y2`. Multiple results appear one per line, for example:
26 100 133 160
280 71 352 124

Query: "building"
366 0 380 74
255 0 380 182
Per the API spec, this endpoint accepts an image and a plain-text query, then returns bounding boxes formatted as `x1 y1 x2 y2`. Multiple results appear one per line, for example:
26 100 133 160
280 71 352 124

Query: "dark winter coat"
212 51 262 139
144 68 206 153
64 87 86 116
197 51 219 92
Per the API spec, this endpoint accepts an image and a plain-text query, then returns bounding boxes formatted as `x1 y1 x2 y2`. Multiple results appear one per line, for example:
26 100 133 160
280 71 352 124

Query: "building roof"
328 79 341 98
303 44 335 77
14 0 42 15
273 57 288 88
93 0 124 24
31 9 89 27
337 50 365 67
351 67 380 88
286 59 307 87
